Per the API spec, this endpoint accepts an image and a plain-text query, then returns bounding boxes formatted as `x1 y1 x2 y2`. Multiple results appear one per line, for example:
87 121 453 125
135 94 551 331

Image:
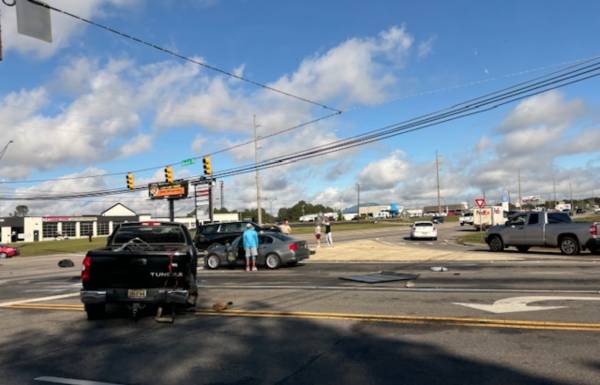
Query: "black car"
194 221 281 250
431 215 445 224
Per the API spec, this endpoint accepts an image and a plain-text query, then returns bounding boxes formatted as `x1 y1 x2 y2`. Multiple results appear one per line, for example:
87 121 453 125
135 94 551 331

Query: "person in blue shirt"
242 223 259 272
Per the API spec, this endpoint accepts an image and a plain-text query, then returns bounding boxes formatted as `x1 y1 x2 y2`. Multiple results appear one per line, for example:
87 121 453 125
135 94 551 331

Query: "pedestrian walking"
314 223 322 248
242 223 259 272
279 218 292 234
324 219 333 246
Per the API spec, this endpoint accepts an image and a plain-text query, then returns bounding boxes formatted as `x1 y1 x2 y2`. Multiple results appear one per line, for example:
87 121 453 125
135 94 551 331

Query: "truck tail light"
81 255 91 282
591 223 598 237
288 243 298 251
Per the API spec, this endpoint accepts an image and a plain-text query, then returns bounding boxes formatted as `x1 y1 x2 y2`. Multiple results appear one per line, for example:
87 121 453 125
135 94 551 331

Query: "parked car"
431 215 445 224
459 212 474 226
410 221 438 240
485 211 600 255
194 221 281 251
80 221 198 320
0 244 19 258
205 232 309 269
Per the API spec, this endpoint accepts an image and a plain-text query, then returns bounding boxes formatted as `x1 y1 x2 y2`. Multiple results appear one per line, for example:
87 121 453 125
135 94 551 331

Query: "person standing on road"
280 219 292 234
324 219 333 247
314 222 322 248
243 223 259 272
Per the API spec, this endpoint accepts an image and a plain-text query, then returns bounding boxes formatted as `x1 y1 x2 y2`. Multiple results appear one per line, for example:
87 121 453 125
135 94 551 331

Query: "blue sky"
0 0 599 216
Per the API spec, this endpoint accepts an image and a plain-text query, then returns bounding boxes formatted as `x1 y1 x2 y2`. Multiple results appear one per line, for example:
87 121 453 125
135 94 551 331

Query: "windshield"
112 225 187 244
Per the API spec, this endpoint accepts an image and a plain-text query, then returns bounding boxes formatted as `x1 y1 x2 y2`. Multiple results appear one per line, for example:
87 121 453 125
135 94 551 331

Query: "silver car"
205 232 310 269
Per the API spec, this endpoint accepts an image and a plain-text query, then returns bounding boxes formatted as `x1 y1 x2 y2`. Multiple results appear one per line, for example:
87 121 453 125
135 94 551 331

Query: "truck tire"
516 246 530 253
559 236 580 256
488 235 504 252
85 304 106 320
206 254 220 270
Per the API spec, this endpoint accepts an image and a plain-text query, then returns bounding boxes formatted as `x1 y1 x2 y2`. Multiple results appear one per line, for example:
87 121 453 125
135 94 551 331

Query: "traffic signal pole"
168 198 175 222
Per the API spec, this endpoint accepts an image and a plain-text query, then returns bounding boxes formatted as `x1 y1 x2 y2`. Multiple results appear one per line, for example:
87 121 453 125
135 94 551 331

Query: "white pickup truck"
485 211 599 256
459 212 474 226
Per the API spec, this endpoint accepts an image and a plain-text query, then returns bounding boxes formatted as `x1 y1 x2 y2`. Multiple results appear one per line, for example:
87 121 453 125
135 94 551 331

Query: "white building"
0 203 240 244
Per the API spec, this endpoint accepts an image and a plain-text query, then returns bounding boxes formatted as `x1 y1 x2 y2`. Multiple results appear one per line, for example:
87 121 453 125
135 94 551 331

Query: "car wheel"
433 237 438 241
206 254 220 270
488 235 504 252
589 247 600 255
265 253 281 269
516 246 530 253
84 303 106 320
0 253 7 259
559 236 580 256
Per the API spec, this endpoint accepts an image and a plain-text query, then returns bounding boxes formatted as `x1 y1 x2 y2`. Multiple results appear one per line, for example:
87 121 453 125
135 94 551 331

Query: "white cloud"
358 150 409 190
417 36 436 59
191 136 207 154
119 134 153 157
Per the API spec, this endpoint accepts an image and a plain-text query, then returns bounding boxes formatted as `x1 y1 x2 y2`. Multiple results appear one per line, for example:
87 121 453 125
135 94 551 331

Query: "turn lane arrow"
454 296 600 314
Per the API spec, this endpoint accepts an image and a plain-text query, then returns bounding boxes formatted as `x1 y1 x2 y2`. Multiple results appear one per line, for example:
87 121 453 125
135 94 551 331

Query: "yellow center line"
4 303 600 332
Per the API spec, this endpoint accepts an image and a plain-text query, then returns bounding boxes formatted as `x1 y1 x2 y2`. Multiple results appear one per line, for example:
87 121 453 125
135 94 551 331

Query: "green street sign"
181 158 195 166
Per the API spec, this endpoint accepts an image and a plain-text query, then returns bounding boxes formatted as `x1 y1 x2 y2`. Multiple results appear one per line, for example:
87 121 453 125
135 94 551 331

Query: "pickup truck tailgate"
84 248 192 289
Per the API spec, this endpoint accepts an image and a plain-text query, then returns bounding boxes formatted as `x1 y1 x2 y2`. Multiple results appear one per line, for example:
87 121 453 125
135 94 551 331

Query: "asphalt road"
1 227 600 385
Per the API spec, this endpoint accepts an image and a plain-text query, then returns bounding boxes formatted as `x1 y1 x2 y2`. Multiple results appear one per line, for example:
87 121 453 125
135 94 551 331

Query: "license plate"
128 289 147 299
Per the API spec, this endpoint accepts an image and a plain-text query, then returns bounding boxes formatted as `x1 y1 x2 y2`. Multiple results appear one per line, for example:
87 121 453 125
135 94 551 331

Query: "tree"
276 200 336 221
214 207 230 214
14 205 29 217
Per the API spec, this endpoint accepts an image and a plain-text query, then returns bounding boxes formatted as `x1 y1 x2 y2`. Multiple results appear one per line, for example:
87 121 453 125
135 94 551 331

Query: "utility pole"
569 181 574 212
517 168 522 209
553 178 557 207
220 180 224 210
435 151 441 214
356 183 361 220
253 114 262 225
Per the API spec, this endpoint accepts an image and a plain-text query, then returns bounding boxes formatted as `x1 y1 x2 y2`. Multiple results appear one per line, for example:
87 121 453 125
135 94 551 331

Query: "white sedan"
410 221 438 240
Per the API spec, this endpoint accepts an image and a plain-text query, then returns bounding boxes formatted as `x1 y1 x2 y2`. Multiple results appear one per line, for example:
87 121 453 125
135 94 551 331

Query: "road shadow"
0 301 586 385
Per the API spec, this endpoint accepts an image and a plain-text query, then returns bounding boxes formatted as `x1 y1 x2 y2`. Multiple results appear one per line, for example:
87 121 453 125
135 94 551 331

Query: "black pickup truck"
80 222 198 320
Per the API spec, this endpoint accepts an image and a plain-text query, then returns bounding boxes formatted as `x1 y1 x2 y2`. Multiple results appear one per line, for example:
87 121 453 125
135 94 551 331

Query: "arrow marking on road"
455 296 600 314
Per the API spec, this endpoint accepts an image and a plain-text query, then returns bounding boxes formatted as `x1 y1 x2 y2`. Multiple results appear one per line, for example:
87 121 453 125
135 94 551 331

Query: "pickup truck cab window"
508 214 527 226
528 213 539 225
112 225 187 244
548 213 572 224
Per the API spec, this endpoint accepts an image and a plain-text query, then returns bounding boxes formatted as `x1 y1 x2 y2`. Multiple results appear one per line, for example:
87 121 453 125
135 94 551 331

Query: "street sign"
148 180 189 199
181 158 195 166
474 198 486 208
16 0 53 43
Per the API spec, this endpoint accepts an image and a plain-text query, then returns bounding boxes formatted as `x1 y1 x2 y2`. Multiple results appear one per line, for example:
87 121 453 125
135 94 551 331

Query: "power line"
26 0 341 114
3 57 600 200
0 111 341 185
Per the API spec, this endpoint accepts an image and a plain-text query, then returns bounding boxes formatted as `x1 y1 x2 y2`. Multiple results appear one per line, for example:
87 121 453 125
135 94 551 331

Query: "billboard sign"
148 180 189 199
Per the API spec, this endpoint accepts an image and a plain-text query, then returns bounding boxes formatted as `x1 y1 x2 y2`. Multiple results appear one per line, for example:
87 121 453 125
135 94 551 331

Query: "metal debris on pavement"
430 266 448 272
339 271 419 284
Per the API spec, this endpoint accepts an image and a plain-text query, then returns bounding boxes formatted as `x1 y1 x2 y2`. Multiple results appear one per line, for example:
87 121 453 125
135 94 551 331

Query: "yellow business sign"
148 181 189 199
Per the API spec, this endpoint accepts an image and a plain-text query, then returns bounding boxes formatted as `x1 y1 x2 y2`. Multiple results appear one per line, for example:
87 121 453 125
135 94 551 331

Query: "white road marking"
455 296 600 314
0 292 79 307
35 376 124 385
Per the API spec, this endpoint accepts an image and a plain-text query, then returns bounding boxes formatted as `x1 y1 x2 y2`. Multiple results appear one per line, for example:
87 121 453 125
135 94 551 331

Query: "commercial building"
0 203 240 244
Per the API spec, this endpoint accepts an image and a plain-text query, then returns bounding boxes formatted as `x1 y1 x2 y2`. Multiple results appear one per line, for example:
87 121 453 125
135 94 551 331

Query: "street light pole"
356 183 361 220
436 150 441 215
253 115 262 225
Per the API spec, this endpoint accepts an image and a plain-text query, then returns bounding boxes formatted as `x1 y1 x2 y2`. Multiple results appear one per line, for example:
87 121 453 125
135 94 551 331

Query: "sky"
0 0 599 217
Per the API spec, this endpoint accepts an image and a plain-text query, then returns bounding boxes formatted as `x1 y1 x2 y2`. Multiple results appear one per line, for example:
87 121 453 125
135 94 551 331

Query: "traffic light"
126 172 134 190
203 156 212 176
164 166 173 183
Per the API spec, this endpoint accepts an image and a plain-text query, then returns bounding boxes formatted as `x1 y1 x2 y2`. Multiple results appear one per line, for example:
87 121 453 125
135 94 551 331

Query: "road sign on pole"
475 198 486 208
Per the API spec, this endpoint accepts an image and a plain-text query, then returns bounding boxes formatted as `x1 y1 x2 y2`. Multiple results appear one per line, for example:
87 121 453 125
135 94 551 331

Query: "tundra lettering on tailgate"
150 272 184 278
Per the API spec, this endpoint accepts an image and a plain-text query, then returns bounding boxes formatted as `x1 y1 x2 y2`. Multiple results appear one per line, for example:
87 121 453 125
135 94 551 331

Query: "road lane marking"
455 296 600 314
35 376 124 385
5 303 600 332
194 309 600 332
0 292 79 307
